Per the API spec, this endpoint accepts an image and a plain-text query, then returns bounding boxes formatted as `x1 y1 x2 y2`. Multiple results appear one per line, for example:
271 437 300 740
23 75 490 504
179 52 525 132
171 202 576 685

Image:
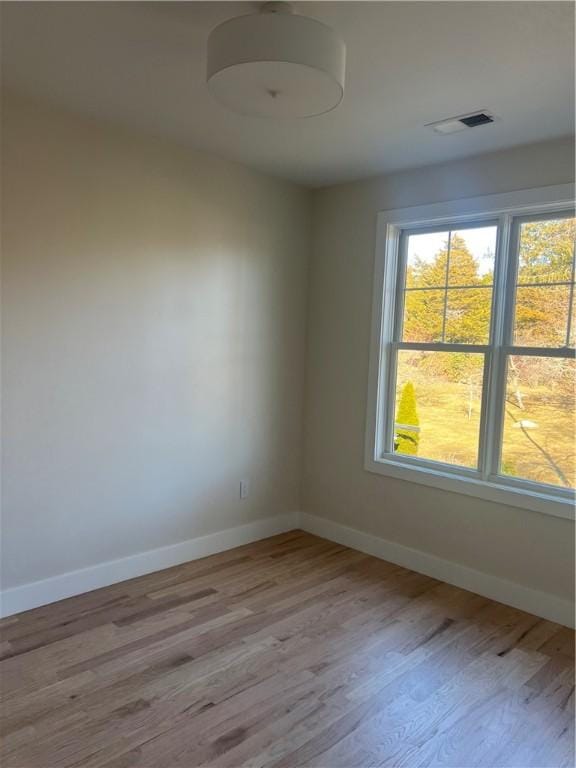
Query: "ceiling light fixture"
206 2 346 118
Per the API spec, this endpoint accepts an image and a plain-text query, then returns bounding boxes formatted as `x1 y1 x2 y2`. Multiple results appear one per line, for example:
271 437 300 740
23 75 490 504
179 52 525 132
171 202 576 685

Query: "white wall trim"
0 512 301 618
4 510 573 628
300 513 574 628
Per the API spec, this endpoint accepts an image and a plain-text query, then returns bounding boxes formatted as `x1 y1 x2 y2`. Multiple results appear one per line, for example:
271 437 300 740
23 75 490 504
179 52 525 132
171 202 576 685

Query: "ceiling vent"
426 110 497 135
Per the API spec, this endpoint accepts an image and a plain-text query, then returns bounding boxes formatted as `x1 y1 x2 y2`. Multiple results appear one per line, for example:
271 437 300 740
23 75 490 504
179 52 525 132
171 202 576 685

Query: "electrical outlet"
240 479 250 499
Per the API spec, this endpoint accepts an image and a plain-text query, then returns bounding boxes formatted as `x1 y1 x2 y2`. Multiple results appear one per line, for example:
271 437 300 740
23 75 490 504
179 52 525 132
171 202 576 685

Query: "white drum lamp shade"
207 3 346 118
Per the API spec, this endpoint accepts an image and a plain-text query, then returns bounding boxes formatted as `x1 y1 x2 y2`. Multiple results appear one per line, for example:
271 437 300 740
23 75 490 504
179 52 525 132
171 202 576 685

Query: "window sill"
365 456 575 521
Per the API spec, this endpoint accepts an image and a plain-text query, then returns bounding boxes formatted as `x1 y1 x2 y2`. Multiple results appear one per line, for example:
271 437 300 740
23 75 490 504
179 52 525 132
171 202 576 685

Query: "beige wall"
2 90 574 607
304 138 575 602
1 92 310 589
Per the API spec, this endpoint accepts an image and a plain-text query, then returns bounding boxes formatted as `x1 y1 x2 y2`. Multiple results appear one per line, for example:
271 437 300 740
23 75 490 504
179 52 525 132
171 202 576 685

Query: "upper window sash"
505 209 576 351
393 218 499 346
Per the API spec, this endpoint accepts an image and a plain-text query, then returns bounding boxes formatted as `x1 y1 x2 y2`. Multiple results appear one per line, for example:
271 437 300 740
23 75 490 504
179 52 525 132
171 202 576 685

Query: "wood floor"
1 531 574 768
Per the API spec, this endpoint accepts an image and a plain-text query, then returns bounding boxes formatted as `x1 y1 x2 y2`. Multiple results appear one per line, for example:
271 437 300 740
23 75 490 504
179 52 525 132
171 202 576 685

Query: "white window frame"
365 183 576 521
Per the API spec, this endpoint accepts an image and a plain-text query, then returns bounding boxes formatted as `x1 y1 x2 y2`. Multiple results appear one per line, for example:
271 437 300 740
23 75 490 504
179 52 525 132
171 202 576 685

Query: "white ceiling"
1 1 574 187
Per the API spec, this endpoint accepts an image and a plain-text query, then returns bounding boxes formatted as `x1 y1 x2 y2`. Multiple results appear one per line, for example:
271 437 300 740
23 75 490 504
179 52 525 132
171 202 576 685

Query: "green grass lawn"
396 381 574 488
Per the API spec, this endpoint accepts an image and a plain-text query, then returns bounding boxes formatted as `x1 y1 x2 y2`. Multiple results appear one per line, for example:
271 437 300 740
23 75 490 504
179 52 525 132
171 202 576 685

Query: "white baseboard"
4 510 573 628
0 512 300 618
300 513 574 628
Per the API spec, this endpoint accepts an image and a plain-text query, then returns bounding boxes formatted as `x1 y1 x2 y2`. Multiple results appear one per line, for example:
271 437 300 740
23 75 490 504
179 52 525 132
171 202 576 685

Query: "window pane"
403 227 496 343
517 218 575 285
406 231 449 288
501 356 575 488
445 287 492 344
513 285 570 347
393 350 484 469
402 289 443 342
448 227 496 286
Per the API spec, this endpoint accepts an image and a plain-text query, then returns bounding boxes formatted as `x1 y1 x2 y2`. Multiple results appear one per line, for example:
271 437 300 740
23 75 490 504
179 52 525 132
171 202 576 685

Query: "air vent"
426 110 498 135
459 112 494 128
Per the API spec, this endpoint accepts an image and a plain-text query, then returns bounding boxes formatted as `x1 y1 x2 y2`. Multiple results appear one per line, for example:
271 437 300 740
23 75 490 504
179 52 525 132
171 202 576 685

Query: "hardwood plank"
0 531 573 768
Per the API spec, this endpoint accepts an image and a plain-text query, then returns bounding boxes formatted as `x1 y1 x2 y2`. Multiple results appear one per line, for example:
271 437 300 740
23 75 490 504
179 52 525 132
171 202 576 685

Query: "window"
366 185 575 519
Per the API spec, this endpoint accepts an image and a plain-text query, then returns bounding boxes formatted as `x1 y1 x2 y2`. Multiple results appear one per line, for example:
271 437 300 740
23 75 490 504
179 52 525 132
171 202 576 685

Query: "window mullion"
480 213 514 480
